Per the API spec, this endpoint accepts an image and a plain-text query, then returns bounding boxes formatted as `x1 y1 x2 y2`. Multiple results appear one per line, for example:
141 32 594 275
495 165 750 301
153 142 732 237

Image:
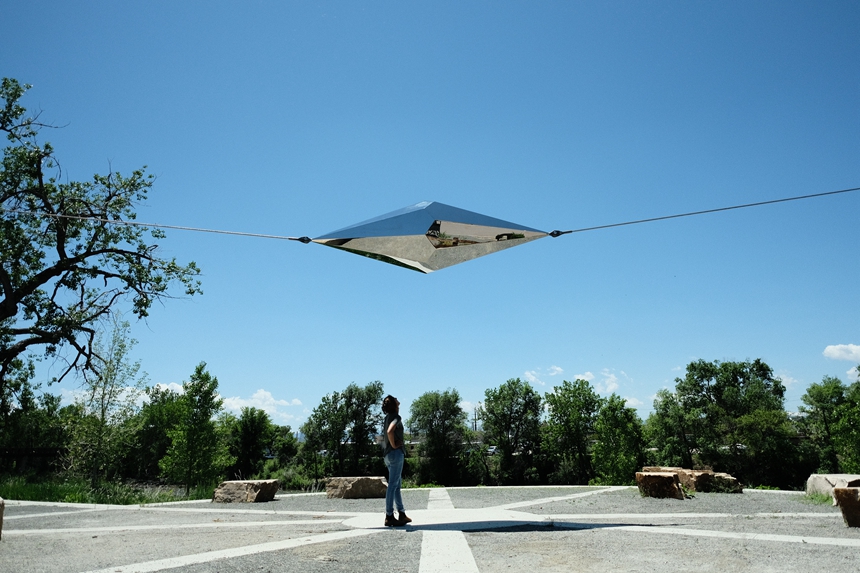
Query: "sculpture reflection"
313 202 547 273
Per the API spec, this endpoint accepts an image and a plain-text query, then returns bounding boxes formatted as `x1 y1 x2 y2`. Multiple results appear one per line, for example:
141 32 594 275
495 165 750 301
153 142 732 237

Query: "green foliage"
227 407 274 479
542 379 600 484
591 394 645 485
799 375 846 473
299 381 383 477
127 384 184 480
159 363 233 494
0 77 201 399
65 316 146 487
480 378 542 484
407 389 469 485
0 475 210 504
646 359 811 488
833 378 860 472
802 492 833 505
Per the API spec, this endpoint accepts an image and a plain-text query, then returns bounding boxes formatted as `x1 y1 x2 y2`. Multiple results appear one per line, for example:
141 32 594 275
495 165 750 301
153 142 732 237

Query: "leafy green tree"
542 379 601 484
159 363 233 494
229 407 273 479
591 394 645 485
0 78 201 400
833 376 860 472
407 389 469 485
644 389 695 469
300 381 383 477
799 376 847 473
65 316 146 487
270 425 299 464
656 359 804 487
128 384 184 480
480 378 542 484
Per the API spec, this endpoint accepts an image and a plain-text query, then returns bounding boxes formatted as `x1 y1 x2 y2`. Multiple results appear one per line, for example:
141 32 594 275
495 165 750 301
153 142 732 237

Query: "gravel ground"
447 486 602 508
1 522 346 573
532 487 840 515
2 486 857 573
269 489 430 513
466 526 858 573
172 528 421 573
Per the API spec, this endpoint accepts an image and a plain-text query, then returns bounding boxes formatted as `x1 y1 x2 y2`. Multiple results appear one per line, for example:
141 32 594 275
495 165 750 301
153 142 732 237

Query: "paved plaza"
2 485 858 572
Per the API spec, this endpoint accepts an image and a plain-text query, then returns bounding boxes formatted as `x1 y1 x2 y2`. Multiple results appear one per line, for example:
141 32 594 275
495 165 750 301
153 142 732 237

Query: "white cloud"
548 366 563 377
523 370 544 386
671 365 682 372
849 366 860 381
155 382 184 394
574 371 594 382
459 400 476 413
823 344 860 361
594 369 620 395
624 396 644 408
778 372 800 388
222 389 302 425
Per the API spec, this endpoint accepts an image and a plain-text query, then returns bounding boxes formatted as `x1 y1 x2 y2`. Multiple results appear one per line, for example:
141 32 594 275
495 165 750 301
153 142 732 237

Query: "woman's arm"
387 420 400 449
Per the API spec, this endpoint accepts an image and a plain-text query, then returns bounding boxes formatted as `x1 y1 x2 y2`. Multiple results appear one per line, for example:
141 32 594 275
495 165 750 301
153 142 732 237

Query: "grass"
801 491 834 505
0 476 215 505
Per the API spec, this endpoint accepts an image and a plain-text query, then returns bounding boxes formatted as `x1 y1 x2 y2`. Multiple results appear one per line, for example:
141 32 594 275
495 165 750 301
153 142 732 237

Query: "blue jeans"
384 448 405 515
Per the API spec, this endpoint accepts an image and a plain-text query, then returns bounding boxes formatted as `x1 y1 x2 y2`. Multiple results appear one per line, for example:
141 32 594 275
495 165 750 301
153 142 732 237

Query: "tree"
480 378 542 484
799 376 847 473
159 363 233 494
659 359 803 487
407 389 469 485
300 381 384 477
128 384 184 480
591 394 645 485
0 78 201 398
833 377 860 472
644 389 695 469
542 379 601 484
229 407 273 479
65 315 146 487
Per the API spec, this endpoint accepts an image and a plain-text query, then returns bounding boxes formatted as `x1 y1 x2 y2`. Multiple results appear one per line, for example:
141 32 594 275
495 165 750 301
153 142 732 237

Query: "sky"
3 1 859 427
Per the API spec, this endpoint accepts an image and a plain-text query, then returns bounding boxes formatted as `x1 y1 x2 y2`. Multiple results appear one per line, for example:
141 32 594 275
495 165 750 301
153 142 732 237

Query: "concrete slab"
0 485 857 573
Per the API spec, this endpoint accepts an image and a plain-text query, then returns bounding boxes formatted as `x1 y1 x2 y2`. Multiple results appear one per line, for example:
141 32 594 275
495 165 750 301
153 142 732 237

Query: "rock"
806 474 860 505
711 472 743 493
636 472 686 500
833 487 860 527
640 466 741 493
325 476 388 499
212 480 280 503
0 496 4 540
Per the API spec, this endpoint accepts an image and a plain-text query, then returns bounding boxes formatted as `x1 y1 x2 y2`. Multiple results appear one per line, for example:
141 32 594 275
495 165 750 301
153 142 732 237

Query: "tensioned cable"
4 185 859 242
547 186 860 237
3 209 313 243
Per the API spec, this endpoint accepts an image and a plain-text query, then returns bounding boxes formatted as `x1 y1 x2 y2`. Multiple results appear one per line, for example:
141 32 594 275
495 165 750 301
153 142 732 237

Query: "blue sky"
3 1 859 426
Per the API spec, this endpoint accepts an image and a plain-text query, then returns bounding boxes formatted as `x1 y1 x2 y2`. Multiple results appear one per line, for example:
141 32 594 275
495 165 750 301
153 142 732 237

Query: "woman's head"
382 395 400 414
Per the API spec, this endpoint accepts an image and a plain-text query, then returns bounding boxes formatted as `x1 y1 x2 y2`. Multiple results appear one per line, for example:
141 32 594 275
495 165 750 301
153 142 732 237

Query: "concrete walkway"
1 486 858 572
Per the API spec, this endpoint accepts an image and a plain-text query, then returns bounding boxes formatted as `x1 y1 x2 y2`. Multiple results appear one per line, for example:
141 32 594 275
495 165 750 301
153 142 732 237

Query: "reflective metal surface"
313 202 547 273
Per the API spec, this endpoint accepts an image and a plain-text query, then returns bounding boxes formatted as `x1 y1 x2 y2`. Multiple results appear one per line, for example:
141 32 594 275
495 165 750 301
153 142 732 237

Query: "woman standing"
382 395 411 527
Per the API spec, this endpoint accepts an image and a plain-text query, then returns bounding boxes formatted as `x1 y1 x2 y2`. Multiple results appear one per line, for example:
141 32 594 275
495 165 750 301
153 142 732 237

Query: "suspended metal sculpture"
310 201 547 273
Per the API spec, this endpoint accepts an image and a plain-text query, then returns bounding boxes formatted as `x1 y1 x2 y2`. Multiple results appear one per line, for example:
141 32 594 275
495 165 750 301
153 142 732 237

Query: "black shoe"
397 512 412 525
384 514 398 527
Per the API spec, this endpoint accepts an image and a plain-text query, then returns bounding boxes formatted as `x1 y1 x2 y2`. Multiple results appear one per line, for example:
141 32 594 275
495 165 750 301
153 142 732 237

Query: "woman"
382 395 411 527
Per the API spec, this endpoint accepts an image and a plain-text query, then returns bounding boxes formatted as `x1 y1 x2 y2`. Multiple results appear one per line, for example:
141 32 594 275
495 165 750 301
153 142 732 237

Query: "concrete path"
1 486 858 572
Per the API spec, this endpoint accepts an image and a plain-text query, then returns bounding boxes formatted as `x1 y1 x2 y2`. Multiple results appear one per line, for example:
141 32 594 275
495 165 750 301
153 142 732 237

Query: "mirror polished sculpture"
313 201 547 273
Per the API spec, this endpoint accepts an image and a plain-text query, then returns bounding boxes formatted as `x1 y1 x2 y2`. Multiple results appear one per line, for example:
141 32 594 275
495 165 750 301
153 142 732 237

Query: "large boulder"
711 472 743 493
325 476 388 499
833 487 860 527
636 472 686 500
642 467 740 493
806 474 860 505
212 479 280 503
